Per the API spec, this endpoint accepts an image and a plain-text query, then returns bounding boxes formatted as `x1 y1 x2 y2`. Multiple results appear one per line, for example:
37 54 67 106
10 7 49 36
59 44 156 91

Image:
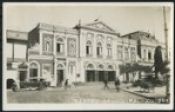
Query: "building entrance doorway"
57 70 64 86
7 79 15 89
86 70 95 82
99 71 105 81
19 71 27 82
107 71 116 81
126 72 129 82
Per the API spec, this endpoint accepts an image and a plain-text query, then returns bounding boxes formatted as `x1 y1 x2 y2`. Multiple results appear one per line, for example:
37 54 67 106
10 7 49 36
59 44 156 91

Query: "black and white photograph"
2 2 174 110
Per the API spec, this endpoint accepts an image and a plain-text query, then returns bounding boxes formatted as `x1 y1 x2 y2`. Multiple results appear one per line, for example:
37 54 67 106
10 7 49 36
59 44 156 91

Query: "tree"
154 46 163 79
160 60 170 74
119 63 152 74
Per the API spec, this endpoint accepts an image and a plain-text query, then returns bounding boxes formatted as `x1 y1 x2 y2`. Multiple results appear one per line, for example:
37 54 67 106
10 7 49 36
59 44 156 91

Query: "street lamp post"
163 6 170 103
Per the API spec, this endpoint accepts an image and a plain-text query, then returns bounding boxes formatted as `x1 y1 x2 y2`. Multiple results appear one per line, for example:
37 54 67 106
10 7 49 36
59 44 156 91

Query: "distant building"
6 30 28 88
6 20 166 87
121 31 166 82
121 31 166 65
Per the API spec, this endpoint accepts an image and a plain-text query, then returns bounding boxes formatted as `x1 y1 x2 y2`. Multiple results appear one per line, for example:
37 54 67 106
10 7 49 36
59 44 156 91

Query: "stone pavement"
7 82 148 103
120 83 167 100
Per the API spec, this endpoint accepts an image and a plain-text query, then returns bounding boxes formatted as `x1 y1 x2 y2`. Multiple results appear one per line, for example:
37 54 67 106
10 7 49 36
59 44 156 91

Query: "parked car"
12 79 49 92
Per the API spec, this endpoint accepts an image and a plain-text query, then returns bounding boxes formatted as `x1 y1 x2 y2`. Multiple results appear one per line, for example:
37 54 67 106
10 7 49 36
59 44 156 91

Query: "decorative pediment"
83 21 116 33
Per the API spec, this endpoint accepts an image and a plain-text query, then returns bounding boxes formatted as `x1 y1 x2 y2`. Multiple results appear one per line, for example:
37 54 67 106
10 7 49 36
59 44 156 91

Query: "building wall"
28 27 39 48
79 28 118 59
6 22 167 86
117 37 137 63
27 24 79 86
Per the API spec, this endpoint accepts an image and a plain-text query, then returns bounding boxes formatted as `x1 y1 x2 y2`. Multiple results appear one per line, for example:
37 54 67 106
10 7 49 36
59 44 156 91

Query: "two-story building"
6 20 166 88
121 31 166 82
122 31 166 65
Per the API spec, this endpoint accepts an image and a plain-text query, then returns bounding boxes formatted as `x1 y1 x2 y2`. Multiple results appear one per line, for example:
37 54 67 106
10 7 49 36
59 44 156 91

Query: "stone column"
94 35 96 58
53 32 56 56
105 71 108 81
95 71 99 81
39 31 42 55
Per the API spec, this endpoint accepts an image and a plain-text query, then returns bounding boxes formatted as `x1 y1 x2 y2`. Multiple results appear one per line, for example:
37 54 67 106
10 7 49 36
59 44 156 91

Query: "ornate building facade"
6 20 166 87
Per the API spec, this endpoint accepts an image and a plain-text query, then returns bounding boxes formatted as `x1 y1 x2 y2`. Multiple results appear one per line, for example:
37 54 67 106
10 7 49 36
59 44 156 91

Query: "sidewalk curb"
122 88 166 99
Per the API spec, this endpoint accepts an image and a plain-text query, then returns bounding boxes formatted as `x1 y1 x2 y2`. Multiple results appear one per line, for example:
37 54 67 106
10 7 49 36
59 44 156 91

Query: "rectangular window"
143 49 147 60
117 45 123 60
131 47 136 61
107 48 112 57
89 47 92 55
86 46 89 55
148 52 152 60
97 47 100 56
124 47 129 60
57 43 61 53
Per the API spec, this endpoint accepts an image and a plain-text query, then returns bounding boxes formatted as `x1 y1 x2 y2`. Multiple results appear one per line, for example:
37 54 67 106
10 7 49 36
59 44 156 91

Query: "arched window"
29 62 39 81
57 64 64 70
99 64 104 69
108 65 113 70
97 42 102 57
107 44 112 57
86 40 92 56
87 64 94 70
56 38 64 54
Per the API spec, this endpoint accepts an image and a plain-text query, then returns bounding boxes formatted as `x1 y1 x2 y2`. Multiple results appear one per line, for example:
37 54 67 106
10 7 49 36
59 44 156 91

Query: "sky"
4 3 172 43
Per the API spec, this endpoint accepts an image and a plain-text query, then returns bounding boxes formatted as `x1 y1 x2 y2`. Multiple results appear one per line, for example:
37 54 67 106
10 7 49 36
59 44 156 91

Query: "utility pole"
163 6 169 61
163 6 170 103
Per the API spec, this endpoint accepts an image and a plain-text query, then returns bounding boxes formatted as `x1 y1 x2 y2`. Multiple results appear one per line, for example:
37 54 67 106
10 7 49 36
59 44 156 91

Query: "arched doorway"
29 62 39 82
56 64 64 86
98 64 105 81
7 79 15 89
107 65 116 81
18 62 28 82
86 64 95 82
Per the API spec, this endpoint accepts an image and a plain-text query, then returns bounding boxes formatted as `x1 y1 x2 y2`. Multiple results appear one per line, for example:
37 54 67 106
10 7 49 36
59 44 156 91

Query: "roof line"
7 29 28 34
82 20 116 32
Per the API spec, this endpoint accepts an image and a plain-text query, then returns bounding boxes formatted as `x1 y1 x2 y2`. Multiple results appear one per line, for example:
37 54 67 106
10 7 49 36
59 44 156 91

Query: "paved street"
7 82 154 104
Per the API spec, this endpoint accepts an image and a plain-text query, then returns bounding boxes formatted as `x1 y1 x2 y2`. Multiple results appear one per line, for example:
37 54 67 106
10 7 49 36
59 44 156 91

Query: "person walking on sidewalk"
104 78 109 90
64 79 69 90
115 77 120 92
